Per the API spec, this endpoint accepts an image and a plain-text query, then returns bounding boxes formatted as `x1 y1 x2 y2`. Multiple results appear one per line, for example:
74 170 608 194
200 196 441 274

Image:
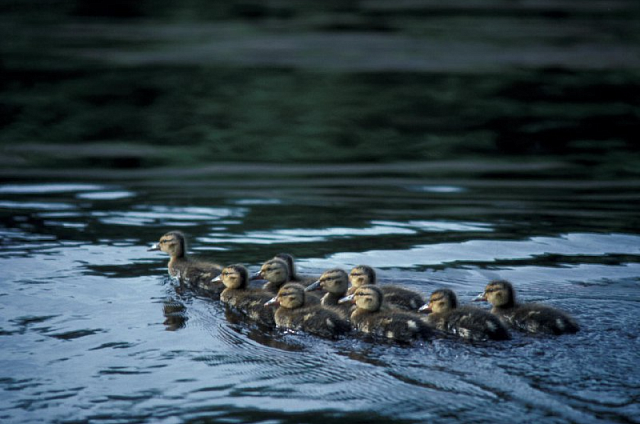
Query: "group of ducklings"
149 231 580 343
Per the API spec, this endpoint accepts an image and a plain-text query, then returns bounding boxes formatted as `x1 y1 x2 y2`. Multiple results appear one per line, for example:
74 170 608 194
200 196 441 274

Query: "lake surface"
1 162 639 423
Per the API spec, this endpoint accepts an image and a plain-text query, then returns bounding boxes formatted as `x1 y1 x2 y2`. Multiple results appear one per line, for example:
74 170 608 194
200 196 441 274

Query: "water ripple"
0 184 105 194
76 191 136 200
0 201 76 211
94 205 247 227
311 232 640 268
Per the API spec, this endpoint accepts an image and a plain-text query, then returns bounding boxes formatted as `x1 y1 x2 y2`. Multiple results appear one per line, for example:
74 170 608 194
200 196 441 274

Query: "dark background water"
1 1 640 423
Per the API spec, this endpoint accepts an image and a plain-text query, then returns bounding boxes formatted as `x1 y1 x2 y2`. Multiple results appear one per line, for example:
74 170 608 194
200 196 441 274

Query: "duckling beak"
304 281 321 292
418 304 432 314
264 296 280 307
249 271 263 281
474 293 487 302
338 293 355 304
147 243 160 252
211 274 221 283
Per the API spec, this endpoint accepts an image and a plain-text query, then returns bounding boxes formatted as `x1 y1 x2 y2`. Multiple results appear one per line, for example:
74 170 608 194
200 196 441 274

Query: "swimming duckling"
475 280 579 335
305 268 353 320
148 231 223 296
348 265 425 311
213 265 276 327
419 289 510 341
265 283 350 338
273 253 318 284
252 258 321 303
340 285 436 343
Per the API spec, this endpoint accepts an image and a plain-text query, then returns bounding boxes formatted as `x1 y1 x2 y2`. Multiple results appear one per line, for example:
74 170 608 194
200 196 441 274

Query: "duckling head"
342 285 383 312
306 268 348 295
420 289 458 314
213 265 249 289
274 253 296 277
148 231 186 258
253 258 290 284
349 265 376 288
475 280 516 308
267 283 306 309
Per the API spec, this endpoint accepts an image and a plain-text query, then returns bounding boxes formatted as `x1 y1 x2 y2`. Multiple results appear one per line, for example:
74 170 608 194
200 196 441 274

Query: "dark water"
1 163 639 424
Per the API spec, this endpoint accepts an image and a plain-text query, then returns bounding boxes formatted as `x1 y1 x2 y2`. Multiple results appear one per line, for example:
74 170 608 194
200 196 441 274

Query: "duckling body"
348 265 425 311
273 253 319 285
420 289 510 341
476 280 579 335
253 258 321 304
149 231 223 297
305 268 353 320
215 265 275 327
341 285 436 343
265 283 350 338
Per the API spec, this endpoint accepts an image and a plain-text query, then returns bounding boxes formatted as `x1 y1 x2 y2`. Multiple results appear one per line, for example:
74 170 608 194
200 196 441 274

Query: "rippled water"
1 163 639 424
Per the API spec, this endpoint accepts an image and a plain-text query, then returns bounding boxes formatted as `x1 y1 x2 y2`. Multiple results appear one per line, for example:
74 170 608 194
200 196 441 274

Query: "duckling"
213 264 276 327
264 283 350 338
273 253 319 284
475 280 579 335
419 289 510 341
348 265 425 311
252 258 321 303
340 285 436 343
304 268 353 320
148 231 223 296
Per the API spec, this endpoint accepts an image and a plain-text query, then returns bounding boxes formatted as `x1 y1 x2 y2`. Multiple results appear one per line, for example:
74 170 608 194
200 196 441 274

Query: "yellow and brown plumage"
341 285 436 343
252 258 321 304
214 264 276 327
475 280 579 335
265 283 350 338
305 268 353 320
420 288 510 341
348 265 425 311
273 253 319 285
148 231 223 297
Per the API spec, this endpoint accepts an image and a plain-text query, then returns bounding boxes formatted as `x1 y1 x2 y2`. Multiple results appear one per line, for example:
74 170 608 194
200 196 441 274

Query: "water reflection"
0 184 106 194
0 170 639 424
161 297 188 331
92 205 246 227
312 232 640 268
407 185 466 193
0 201 76 210
76 191 136 200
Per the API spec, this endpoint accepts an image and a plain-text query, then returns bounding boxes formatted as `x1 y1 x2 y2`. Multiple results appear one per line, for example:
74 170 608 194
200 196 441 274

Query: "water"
1 163 639 424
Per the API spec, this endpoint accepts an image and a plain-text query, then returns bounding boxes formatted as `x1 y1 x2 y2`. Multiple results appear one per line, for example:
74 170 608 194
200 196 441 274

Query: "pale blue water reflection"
0 167 639 424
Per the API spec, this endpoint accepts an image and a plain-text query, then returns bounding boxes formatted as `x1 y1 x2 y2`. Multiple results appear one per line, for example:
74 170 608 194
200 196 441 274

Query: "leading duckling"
348 265 425 311
213 265 276 327
419 289 510 341
340 285 437 343
265 283 350 338
475 280 580 335
148 231 223 297
304 268 353 320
